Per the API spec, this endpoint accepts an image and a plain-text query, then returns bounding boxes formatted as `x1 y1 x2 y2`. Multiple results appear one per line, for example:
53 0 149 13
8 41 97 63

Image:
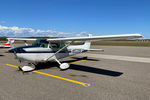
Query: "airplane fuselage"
9 45 86 63
0 44 11 48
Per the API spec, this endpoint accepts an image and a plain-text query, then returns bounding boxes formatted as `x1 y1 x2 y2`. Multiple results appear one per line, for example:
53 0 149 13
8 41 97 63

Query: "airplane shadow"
71 57 99 61
35 58 123 77
0 55 4 56
35 62 59 70
69 65 123 77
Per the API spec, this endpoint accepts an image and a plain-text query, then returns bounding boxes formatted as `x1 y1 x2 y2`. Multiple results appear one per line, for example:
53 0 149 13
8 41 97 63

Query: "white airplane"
0 39 14 48
8 33 143 72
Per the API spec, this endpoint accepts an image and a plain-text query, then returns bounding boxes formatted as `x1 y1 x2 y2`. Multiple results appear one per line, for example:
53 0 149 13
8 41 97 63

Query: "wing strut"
45 41 73 70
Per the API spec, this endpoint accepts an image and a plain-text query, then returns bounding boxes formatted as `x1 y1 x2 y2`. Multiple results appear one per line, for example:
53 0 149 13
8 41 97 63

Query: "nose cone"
8 45 38 53
8 47 24 53
8 45 35 53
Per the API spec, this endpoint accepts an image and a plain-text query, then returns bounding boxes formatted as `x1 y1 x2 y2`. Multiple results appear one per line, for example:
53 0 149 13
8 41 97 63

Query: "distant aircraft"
0 39 14 48
8 34 143 72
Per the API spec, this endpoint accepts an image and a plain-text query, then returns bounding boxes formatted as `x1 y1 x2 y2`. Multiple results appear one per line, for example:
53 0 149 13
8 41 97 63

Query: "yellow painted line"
6 63 90 87
32 70 90 87
6 64 19 68
70 60 86 64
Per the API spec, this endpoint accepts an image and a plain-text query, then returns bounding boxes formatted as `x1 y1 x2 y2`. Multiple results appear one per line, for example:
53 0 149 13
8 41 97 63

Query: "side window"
60 43 65 48
50 43 65 48
50 43 59 48
40 42 48 48
32 39 48 48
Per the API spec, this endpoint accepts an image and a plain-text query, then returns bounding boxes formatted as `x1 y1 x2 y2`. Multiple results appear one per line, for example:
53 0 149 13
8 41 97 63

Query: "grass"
92 40 150 47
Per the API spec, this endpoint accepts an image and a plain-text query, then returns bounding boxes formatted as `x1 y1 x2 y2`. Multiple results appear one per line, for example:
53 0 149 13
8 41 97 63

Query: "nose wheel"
22 65 35 72
18 63 35 72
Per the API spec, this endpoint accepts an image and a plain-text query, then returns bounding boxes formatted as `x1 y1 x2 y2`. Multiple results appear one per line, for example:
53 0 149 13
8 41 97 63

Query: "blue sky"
0 0 150 38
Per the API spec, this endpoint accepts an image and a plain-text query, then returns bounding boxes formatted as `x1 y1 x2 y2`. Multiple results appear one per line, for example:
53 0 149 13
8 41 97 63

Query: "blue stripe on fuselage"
9 45 39 53
9 45 71 53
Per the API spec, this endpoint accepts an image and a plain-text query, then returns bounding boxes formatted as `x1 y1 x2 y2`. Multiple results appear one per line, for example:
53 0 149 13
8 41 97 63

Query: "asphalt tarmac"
0 45 150 100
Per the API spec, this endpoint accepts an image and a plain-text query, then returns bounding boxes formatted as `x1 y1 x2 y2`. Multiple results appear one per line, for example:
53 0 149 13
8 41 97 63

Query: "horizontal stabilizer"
87 49 104 52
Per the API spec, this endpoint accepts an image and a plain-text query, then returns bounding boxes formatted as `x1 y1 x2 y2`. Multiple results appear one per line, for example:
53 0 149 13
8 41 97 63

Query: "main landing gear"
55 58 70 70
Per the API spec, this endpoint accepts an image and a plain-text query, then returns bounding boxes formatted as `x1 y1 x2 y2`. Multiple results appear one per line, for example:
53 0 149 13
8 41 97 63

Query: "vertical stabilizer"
8 39 15 48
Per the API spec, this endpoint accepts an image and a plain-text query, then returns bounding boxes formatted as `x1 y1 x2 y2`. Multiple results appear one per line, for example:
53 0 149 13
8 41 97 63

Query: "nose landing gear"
18 63 35 72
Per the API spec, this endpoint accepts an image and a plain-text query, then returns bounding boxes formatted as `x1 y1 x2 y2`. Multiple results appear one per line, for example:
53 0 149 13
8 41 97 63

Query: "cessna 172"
8 34 143 72
0 39 14 48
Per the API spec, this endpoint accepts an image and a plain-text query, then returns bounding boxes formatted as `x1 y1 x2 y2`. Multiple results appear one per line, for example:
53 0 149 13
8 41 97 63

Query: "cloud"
76 31 88 37
0 21 6 25
0 25 89 37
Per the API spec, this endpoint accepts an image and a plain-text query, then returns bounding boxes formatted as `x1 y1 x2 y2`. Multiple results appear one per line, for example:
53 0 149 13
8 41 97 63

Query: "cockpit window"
32 39 48 48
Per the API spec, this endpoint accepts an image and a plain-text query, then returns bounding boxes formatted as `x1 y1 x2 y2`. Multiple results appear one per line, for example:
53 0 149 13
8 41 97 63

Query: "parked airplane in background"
8 34 143 72
0 39 14 48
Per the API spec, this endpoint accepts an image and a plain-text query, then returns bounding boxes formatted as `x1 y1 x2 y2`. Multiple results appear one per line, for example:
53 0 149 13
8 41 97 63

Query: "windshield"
32 39 48 48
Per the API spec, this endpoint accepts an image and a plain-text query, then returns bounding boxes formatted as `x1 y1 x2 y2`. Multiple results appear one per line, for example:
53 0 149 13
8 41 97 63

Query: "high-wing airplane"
8 34 143 72
0 39 14 48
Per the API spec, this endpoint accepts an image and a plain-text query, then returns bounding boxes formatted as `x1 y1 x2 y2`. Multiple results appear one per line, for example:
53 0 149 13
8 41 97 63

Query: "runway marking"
6 63 90 87
70 60 86 64
80 54 150 63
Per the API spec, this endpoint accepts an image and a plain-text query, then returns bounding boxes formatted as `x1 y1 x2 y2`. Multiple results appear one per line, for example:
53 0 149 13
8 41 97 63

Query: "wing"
7 33 143 42
46 33 143 42
7 38 37 41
